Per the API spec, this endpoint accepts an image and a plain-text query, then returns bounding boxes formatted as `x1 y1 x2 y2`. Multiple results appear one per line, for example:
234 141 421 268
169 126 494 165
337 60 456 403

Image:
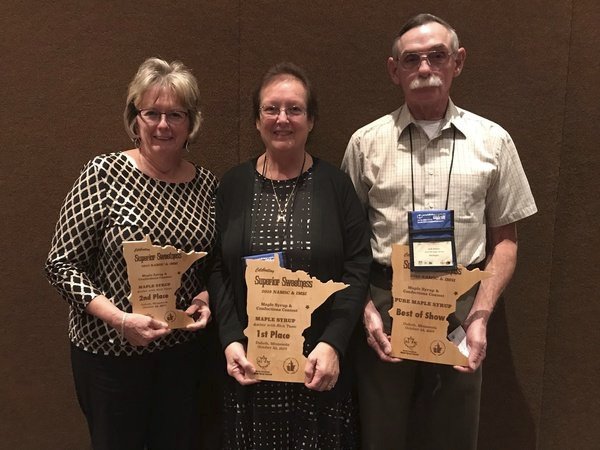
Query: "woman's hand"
224 342 259 385
120 312 171 346
85 295 170 346
184 290 211 331
304 342 339 391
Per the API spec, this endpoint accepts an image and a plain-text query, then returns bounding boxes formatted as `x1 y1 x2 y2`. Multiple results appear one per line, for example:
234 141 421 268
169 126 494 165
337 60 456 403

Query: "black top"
210 156 372 358
250 166 313 269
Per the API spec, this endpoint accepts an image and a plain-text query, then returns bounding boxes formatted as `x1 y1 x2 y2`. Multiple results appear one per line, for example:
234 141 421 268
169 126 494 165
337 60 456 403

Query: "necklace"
265 152 306 223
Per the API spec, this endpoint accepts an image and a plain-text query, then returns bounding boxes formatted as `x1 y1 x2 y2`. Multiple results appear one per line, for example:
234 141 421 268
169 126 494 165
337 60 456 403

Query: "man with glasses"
342 13 537 450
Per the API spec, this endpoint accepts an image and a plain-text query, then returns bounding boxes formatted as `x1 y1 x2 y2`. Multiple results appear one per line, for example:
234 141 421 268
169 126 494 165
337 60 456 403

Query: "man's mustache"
409 75 443 90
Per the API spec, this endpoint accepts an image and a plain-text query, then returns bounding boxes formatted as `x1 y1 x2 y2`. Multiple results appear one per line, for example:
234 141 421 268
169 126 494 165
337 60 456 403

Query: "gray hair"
392 13 460 58
124 57 203 143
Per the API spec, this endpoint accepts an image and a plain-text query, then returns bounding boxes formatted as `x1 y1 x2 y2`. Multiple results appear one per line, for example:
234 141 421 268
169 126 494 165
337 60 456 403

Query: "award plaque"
244 254 348 382
122 235 206 329
388 244 492 366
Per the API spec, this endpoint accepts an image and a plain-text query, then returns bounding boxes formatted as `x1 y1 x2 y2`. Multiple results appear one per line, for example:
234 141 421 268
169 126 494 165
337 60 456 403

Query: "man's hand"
454 223 517 373
364 299 402 363
224 341 259 385
454 314 488 373
304 342 339 391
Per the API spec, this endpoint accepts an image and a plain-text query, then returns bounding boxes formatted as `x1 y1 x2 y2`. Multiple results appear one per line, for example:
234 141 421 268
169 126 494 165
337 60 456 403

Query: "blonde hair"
124 57 203 143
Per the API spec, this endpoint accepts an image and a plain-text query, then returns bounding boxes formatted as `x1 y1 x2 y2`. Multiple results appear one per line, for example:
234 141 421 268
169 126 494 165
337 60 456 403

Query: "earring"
132 137 140 149
184 141 190 153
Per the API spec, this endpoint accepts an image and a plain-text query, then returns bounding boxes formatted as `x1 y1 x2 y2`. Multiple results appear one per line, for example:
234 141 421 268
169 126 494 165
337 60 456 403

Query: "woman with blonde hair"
45 57 218 450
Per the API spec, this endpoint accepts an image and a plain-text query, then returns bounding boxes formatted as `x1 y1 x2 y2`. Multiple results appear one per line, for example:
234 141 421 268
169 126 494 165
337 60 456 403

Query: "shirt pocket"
449 173 489 224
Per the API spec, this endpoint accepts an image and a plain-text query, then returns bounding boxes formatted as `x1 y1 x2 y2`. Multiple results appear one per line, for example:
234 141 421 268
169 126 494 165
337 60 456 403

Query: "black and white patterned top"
45 152 217 356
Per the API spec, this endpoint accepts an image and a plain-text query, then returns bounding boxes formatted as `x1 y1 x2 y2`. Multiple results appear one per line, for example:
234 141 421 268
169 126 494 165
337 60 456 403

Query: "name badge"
243 252 285 267
408 210 457 271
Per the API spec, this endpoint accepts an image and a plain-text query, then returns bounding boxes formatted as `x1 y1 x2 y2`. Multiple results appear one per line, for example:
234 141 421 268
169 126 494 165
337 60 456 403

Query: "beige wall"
1 1 598 449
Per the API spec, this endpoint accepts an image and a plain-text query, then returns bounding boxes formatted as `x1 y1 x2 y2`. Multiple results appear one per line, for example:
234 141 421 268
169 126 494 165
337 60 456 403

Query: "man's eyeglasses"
137 109 189 125
396 50 454 70
259 105 307 118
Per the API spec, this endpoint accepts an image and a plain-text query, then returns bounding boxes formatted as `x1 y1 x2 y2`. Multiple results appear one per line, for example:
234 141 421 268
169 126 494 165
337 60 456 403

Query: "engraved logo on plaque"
283 358 299 374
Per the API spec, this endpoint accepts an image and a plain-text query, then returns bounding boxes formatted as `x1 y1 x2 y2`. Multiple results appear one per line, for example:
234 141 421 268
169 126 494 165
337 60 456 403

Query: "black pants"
71 340 206 450
356 284 482 450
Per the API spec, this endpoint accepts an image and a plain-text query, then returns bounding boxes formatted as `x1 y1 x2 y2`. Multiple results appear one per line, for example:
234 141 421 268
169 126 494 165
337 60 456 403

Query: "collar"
394 99 469 141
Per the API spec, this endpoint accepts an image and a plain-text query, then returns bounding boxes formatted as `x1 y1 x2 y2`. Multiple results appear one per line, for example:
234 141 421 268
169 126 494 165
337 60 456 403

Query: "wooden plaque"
122 235 206 329
389 244 492 365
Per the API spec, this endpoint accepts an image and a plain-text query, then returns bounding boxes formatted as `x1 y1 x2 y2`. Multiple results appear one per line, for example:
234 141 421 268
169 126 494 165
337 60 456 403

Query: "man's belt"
371 260 485 290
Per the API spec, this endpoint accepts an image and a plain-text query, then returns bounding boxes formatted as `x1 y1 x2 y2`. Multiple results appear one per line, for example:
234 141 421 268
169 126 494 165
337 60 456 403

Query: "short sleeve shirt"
341 100 537 266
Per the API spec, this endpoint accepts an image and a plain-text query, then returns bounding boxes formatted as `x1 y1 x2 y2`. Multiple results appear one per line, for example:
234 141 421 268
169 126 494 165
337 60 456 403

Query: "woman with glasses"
212 62 371 449
45 57 220 450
